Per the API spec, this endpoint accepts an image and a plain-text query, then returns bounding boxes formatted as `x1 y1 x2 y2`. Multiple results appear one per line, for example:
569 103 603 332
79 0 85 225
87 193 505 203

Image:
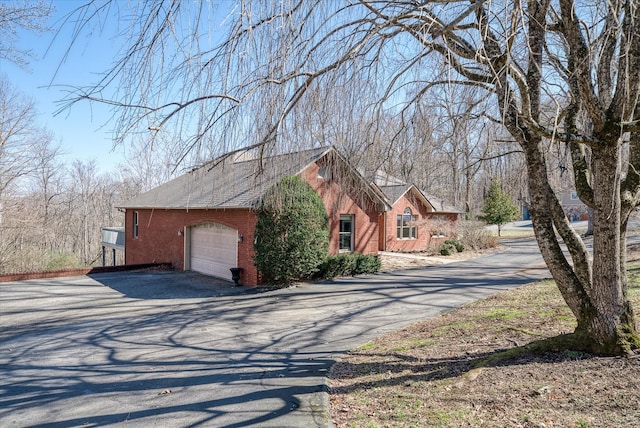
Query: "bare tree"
65 160 102 265
0 0 52 68
0 130 63 273
62 1 640 354
0 75 43 197
28 136 64 253
118 135 181 192
428 85 497 211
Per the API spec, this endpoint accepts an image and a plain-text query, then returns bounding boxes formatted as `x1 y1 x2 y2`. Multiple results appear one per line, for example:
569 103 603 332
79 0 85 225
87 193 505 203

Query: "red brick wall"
125 209 259 285
382 191 459 253
383 190 434 252
299 162 380 255
0 263 171 283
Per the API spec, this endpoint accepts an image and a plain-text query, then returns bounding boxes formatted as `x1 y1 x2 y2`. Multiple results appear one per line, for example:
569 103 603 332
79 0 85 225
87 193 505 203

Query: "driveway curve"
1 239 548 427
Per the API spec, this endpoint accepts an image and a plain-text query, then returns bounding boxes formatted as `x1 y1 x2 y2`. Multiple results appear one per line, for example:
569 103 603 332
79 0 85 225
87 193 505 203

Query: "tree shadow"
0 245 550 426
329 338 598 396
0 301 337 427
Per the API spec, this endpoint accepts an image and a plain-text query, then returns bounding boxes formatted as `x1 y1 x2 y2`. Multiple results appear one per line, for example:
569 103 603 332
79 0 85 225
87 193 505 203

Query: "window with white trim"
397 208 417 239
133 211 139 239
339 215 354 252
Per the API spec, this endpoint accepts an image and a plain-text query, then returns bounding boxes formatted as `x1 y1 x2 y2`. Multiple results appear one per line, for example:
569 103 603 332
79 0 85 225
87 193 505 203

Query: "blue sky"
2 0 127 173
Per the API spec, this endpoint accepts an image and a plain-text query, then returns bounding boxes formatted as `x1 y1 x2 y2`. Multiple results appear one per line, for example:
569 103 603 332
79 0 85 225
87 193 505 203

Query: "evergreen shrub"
440 239 464 256
315 253 381 279
254 176 329 285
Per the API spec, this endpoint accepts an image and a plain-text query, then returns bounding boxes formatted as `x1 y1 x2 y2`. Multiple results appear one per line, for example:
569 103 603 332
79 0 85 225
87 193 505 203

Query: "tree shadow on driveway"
0 244 549 427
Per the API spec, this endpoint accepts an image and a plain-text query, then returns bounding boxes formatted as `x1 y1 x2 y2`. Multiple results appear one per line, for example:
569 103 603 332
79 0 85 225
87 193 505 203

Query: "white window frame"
339 214 354 252
397 208 417 240
133 211 139 239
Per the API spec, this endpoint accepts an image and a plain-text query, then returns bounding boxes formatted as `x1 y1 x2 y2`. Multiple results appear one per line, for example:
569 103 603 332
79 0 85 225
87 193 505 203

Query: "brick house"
558 190 589 221
118 146 390 286
373 172 462 252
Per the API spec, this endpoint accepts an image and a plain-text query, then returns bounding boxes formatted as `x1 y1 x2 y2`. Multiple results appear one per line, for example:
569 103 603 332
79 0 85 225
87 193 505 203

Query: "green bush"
254 175 329 285
439 239 464 256
318 254 357 278
316 253 381 279
444 238 465 253
355 253 382 273
439 243 455 256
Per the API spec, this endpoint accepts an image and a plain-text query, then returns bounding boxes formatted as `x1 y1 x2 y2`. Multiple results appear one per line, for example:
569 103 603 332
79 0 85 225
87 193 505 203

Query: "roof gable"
373 171 463 214
379 184 435 211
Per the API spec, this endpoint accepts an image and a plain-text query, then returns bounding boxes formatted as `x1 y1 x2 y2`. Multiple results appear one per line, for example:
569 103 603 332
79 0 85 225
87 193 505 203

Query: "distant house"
118 147 390 286
558 190 589 221
372 171 462 252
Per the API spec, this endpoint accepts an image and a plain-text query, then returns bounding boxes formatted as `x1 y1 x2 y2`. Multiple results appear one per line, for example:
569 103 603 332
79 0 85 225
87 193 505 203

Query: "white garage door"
190 223 238 280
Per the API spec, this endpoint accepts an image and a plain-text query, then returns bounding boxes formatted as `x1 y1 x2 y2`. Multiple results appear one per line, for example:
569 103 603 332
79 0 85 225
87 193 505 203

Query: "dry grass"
491 228 537 238
329 246 640 428
379 247 504 272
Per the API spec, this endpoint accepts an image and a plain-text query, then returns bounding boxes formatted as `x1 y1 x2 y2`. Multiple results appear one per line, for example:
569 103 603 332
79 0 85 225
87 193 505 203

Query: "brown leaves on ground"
330 247 640 427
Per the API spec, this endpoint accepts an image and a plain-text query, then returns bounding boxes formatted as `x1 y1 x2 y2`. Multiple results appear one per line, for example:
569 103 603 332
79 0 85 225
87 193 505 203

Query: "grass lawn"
329 248 640 427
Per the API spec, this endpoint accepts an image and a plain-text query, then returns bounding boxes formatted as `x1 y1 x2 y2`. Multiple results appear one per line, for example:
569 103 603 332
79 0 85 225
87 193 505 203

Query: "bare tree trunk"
525 133 639 354
577 144 637 352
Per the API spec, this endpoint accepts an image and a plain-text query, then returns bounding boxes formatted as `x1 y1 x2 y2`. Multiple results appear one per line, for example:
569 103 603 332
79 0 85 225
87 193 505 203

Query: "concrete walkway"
0 239 548 427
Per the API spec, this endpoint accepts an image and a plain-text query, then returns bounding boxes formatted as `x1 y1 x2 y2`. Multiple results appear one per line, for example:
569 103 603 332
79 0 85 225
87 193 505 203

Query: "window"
133 211 139 239
397 208 417 239
318 165 332 180
430 214 448 237
570 191 578 200
339 215 354 252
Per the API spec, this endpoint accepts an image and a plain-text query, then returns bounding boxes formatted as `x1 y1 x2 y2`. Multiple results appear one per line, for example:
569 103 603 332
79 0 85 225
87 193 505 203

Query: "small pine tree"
254 175 329 285
481 178 519 237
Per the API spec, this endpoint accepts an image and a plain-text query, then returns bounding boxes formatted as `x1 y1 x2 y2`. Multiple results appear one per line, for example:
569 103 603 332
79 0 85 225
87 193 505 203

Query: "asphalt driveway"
0 239 549 427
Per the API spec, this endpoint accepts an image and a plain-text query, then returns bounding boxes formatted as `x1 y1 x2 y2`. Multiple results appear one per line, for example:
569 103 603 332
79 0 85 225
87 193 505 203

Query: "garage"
189 223 238 280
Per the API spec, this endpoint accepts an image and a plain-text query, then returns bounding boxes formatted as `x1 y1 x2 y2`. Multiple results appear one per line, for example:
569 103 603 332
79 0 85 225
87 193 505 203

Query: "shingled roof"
425 194 463 213
377 184 416 207
118 146 332 209
119 146 391 211
372 171 463 214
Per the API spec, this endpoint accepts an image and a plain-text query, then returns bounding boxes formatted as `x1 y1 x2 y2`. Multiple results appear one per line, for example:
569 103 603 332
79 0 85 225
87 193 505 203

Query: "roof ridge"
118 145 336 210
231 145 331 165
